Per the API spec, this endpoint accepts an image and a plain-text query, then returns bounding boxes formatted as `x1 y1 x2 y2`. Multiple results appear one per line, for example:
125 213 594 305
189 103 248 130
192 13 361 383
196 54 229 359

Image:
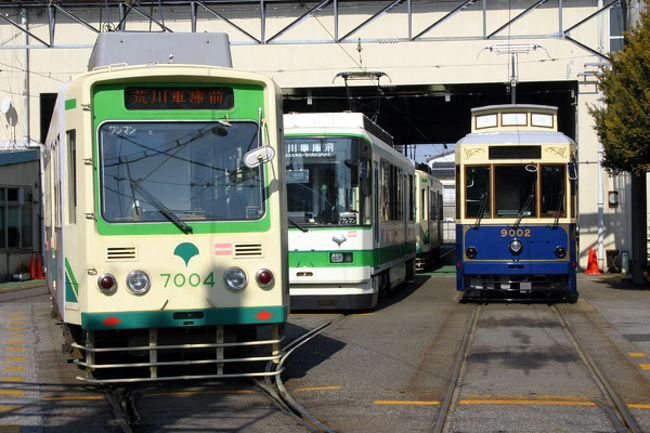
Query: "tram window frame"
66 130 77 224
380 161 390 223
421 187 426 221
464 165 491 219
494 164 537 218
540 164 566 218
501 112 528 127
408 174 415 222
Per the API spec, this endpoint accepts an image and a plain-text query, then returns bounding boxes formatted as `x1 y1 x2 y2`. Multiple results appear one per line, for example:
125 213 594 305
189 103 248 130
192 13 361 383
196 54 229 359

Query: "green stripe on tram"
289 243 415 268
64 258 79 303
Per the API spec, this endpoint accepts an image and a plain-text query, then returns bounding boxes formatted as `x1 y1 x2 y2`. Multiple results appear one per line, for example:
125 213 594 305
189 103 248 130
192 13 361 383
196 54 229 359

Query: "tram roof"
470 104 558 114
457 130 575 146
284 111 394 146
87 32 232 70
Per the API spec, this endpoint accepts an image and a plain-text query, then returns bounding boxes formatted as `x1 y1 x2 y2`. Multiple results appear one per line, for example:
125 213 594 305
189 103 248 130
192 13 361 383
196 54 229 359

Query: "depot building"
0 0 642 280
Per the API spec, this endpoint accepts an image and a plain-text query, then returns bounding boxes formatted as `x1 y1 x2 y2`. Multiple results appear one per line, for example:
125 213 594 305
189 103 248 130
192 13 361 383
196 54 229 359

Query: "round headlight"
126 270 151 295
224 267 247 291
97 273 117 295
555 246 567 258
466 247 478 259
509 239 523 254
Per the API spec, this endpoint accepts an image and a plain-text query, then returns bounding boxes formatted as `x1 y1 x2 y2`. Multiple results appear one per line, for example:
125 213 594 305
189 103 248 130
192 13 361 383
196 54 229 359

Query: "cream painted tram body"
414 167 443 271
41 33 287 382
455 105 578 302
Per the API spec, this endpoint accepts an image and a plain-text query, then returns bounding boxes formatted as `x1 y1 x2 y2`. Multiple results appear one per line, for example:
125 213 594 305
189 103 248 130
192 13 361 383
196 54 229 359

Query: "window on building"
610 3 625 52
0 186 33 250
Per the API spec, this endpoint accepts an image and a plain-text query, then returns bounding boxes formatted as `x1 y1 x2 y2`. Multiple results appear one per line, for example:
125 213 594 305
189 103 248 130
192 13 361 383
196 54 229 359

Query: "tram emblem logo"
174 242 200 267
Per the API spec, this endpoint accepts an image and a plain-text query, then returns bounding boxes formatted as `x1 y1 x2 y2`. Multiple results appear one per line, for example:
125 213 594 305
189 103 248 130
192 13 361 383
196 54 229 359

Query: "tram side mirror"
567 161 577 180
244 147 276 168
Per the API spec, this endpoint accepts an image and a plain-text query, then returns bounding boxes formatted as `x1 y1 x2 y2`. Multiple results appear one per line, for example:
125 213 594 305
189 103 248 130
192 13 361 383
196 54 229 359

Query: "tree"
590 4 650 176
589 3 650 284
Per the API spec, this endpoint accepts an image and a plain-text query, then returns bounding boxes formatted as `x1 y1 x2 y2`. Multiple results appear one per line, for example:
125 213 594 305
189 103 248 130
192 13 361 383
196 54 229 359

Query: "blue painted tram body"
455 105 578 302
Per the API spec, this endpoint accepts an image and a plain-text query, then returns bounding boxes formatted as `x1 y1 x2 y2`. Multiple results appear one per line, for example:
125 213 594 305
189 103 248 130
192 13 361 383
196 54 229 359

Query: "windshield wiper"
130 181 193 234
289 218 308 232
552 190 564 229
513 194 535 230
474 193 488 230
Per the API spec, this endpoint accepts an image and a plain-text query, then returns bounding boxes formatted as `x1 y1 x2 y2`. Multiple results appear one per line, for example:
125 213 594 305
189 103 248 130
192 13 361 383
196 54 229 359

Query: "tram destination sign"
125 86 234 110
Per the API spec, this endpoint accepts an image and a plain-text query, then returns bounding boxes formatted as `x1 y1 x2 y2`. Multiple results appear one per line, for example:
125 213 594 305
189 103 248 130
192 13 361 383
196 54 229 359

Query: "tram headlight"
466 247 478 259
224 266 247 291
330 252 353 263
256 268 274 287
555 246 567 258
126 270 151 296
97 273 117 295
509 239 523 255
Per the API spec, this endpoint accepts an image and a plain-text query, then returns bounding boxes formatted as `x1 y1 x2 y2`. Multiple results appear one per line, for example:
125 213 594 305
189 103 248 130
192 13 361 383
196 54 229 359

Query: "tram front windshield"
285 136 371 226
99 121 265 224
465 163 566 219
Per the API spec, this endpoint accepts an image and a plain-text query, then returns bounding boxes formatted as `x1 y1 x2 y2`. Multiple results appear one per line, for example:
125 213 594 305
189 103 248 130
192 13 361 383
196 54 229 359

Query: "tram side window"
408 174 414 222
494 165 536 218
66 130 77 224
380 161 390 223
540 165 566 217
465 166 490 218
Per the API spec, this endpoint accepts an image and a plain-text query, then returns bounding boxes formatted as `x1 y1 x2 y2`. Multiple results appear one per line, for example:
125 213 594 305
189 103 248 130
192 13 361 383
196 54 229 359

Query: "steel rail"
255 315 349 433
552 305 643 433
431 304 481 433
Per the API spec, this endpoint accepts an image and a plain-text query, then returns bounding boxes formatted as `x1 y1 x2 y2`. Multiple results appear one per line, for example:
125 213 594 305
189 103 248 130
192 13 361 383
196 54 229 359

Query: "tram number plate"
519 282 532 293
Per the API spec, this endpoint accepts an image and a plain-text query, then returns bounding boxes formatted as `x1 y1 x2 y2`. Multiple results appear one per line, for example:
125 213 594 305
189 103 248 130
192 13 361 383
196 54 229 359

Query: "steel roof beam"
338 0 404 42
265 0 331 43
412 0 476 40
0 10 50 47
487 0 549 39
49 3 100 33
114 3 173 32
563 0 620 33
193 0 260 43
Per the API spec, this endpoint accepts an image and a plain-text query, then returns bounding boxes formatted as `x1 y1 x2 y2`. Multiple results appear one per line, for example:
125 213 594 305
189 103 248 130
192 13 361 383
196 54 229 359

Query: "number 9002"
500 228 531 238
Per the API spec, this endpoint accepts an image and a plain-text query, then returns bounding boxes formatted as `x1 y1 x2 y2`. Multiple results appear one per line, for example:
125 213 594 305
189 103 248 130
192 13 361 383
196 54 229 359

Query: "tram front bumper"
458 261 578 303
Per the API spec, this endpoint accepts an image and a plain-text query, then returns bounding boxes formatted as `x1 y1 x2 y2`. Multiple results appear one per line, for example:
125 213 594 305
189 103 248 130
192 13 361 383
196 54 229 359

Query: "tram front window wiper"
474 192 488 230
289 217 308 232
130 181 193 234
552 190 564 229
513 194 535 230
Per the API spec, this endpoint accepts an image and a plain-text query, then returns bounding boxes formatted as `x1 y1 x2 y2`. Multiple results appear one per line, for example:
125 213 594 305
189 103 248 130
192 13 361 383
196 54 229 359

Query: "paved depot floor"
0 273 648 432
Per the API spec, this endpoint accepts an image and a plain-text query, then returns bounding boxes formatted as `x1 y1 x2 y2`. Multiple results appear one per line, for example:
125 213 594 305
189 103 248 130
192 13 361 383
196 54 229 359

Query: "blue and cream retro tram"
455 105 578 302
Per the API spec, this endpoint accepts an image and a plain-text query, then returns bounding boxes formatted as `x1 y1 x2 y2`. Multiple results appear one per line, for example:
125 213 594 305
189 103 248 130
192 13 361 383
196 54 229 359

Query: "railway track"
432 303 644 433
104 315 349 433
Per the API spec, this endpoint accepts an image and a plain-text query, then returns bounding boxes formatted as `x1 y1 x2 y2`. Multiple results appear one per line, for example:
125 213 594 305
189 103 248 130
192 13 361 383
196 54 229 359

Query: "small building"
0 149 41 281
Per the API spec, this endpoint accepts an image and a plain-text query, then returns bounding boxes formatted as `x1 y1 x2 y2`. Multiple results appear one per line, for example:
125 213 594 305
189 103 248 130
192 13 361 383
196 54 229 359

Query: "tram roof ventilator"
87 32 233 70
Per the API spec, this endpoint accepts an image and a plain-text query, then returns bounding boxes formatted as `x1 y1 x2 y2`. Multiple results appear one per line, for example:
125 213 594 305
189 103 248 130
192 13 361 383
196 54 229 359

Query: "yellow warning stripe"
458 398 595 406
0 406 21 414
142 390 254 398
375 400 440 405
294 386 341 392
42 396 104 401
